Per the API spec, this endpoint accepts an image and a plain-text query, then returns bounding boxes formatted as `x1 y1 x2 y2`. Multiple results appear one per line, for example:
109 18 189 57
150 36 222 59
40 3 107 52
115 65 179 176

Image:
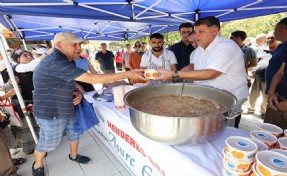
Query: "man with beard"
169 23 195 70
140 33 177 84
155 16 248 128
32 32 146 176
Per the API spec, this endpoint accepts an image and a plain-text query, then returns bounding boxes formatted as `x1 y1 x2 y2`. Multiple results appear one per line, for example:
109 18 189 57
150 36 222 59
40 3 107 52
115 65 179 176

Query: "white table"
85 92 249 176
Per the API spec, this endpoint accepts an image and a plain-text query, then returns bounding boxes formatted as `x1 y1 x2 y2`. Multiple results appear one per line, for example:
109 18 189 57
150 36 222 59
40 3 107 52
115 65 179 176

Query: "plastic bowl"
278 137 287 150
222 148 253 172
258 123 283 138
225 136 258 161
250 130 278 148
271 149 287 157
222 161 252 176
248 137 268 151
256 150 287 176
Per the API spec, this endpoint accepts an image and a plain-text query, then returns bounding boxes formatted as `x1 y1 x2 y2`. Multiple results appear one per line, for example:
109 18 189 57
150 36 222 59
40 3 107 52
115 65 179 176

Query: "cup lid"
248 137 268 151
226 136 258 152
256 150 287 173
278 137 287 147
259 123 283 134
271 149 287 157
250 130 277 143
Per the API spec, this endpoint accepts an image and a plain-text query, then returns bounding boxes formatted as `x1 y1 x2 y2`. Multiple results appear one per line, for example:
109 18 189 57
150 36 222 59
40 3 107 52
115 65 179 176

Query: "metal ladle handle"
179 79 186 99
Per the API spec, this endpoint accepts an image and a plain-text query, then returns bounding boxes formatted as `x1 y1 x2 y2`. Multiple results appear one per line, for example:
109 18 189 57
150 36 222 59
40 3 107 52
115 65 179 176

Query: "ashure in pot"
124 84 237 145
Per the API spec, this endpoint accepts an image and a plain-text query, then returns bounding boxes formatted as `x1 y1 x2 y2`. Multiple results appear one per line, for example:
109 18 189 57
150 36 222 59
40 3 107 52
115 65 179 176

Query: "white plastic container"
222 149 253 172
225 136 258 161
112 86 125 109
258 123 283 138
278 137 287 150
256 150 287 176
249 137 268 151
144 69 158 79
271 149 287 157
222 161 251 176
251 163 260 176
250 130 278 148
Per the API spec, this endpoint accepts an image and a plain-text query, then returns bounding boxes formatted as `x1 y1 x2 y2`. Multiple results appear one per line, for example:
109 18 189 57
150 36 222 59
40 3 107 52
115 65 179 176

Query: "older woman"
8 49 40 155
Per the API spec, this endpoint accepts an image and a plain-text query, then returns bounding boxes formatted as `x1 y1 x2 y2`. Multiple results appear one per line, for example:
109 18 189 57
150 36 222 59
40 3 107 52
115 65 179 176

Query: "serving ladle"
179 79 185 100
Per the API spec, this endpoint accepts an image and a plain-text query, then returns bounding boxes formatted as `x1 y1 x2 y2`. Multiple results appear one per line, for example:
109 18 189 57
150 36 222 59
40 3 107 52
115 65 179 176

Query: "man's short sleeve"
140 53 149 68
168 51 178 65
111 52 115 58
48 59 86 83
95 52 99 61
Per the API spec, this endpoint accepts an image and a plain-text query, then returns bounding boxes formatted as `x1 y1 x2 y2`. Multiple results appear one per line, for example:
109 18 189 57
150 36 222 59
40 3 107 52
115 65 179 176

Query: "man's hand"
268 93 278 111
154 69 174 81
276 101 287 112
73 91 82 105
128 70 147 83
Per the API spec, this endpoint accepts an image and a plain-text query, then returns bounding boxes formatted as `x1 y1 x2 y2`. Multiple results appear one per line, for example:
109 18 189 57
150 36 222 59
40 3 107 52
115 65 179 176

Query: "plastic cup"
278 137 287 150
144 69 158 79
250 130 278 149
112 86 125 109
225 136 258 161
256 150 287 176
258 123 283 138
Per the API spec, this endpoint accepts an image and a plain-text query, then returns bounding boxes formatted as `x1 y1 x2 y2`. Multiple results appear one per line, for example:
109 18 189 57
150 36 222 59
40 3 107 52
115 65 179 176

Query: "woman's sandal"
13 158 26 165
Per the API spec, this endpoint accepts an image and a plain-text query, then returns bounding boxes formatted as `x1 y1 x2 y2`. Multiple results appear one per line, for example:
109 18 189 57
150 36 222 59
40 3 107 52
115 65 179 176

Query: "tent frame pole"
0 33 38 144
22 39 28 50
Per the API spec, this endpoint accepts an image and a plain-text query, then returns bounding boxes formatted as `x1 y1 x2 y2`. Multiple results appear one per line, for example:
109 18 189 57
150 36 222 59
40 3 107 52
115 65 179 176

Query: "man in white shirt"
156 16 248 128
141 33 177 71
141 33 177 84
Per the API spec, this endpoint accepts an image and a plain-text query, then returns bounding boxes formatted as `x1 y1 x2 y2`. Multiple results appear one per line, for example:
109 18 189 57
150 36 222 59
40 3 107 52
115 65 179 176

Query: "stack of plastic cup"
222 136 257 176
112 86 125 109
255 150 287 176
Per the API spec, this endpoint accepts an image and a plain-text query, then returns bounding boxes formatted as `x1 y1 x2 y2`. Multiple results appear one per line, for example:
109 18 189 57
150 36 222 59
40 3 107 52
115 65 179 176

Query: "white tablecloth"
85 92 249 176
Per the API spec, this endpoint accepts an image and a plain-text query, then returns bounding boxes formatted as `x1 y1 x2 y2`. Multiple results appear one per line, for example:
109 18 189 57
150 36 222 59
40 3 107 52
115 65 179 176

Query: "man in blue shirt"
169 23 195 71
32 32 146 176
264 17 287 129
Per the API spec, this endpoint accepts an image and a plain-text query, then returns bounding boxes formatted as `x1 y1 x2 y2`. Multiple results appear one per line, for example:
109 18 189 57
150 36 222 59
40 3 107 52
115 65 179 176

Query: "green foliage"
113 13 286 46
221 13 286 38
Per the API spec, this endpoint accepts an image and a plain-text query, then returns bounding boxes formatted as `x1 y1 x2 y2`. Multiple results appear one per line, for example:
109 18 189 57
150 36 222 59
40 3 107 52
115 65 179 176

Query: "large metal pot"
124 84 237 145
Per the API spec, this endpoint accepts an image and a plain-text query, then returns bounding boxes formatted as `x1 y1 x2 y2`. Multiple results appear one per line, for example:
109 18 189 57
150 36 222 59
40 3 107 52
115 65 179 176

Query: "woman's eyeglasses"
136 45 142 48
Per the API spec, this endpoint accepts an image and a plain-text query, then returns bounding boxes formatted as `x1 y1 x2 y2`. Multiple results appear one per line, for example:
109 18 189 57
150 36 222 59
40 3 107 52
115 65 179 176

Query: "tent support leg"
0 33 38 144
22 39 28 50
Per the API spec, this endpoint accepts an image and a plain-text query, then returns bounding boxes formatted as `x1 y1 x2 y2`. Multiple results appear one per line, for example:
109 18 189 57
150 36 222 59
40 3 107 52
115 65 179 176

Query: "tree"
221 13 286 38
113 13 286 46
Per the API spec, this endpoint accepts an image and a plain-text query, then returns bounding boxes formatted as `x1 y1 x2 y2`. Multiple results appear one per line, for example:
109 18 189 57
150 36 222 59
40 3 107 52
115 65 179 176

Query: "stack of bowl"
222 136 257 176
252 150 287 176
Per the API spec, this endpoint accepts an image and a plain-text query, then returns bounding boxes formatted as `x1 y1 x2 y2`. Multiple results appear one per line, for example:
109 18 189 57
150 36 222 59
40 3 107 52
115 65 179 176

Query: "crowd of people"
0 16 286 176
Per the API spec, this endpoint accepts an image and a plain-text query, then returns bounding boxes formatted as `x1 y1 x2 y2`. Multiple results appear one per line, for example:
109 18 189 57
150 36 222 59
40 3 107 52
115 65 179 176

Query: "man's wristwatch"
172 71 179 79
